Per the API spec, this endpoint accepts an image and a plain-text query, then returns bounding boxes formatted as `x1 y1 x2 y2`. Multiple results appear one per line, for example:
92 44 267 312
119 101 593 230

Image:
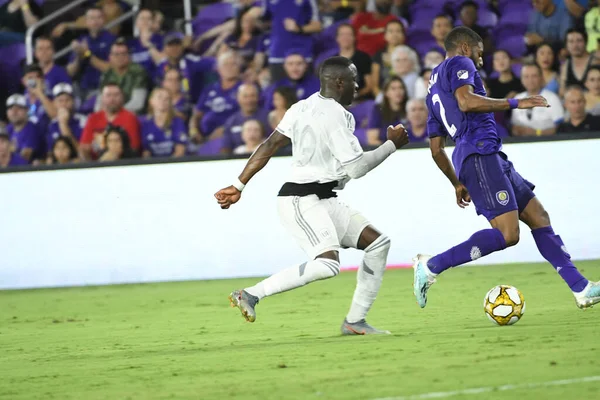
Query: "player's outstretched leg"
414 211 519 308
342 227 391 335
229 251 340 322
520 198 600 309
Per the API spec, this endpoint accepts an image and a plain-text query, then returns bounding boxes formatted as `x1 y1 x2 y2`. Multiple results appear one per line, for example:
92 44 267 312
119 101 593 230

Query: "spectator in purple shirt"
268 86 298 131
34 36 71 98
261 0 322 82
45 83 86 161
0 130 27 168
5 94 42 162
21 64 55 132
155 33 215 104
221 7 261 71
233 119 266 155
367 76 407 145
129 8 164 80
141 88 188 158
405 98 428 143
67 7 116 99
49 136 79 165
189 51 242 143
262 51 320 110
222 83 268 154
430 15 453 56
162 68 191 122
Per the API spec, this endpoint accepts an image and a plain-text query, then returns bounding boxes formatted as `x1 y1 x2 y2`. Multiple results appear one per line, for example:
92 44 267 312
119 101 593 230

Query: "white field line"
371 375 600 400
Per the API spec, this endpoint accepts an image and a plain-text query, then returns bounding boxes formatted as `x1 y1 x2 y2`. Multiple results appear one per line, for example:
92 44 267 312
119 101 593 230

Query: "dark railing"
2 132 600 174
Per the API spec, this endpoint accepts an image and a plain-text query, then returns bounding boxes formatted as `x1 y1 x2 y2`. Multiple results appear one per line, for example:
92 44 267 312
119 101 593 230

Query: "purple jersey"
25 95 50 135
256 32 271 54
44 65 71 97
195 80 242 136
261 0 319 62
174 95 192 121
426 56 501 177
225 34 259 67
222 109 269 150
366 103 404 142
155 55 216 103
46 114 87 153
6 153 28 167
140 115 188 157
70 30 116 91
7 122 42 161
262 75 319 110
129 34 163 78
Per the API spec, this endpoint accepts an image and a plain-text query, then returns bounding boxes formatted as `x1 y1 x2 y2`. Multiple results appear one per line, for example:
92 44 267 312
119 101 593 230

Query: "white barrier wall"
0 139 599 289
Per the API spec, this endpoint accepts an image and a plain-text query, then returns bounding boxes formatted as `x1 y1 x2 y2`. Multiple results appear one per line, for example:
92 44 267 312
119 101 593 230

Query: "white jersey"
275 92 363 187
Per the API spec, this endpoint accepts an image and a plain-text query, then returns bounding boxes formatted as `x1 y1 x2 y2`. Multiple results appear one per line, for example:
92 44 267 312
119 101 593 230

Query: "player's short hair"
35 36 53 47
23 63 43 77
434 14 452 23
336 23 355 37
444 26 483 52
564 85 585 97
521 62 543 76
566 28 588 45
101 82 123 92
319 56 353 83
112 37 129 51
460 0 479 11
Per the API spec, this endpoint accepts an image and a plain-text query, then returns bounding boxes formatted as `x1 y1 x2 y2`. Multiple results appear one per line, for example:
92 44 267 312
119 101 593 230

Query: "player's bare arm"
454 85 549 113
429 136 471 208
215 130 291 209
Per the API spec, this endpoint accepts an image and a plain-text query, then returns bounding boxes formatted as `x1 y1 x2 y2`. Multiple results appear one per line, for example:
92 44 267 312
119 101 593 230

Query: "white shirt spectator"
511 89 564 130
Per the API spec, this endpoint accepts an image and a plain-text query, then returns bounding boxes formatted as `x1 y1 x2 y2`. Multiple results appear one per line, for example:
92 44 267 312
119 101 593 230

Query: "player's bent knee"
314 256 340 278
502 227 520 247
365 234 391 255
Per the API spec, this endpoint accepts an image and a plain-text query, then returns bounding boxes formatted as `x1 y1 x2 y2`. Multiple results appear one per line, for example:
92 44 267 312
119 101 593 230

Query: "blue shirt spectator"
141 88 188 158
527 0 573 48
366 76 407 146
0 132 27 168
405 98 428 143
45 83 86 157
161 67 192 123
222 83 268 153
129 8 164 79
34 37 72 98
6 94 43 163
223 7 261 70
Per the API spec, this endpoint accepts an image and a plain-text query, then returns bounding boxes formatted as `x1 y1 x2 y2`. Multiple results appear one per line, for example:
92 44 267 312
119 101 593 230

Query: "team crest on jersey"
457 70 469 80
496 190 509 206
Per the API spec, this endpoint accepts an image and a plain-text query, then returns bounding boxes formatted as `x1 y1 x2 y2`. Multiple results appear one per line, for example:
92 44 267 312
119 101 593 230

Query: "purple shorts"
460 152 536 221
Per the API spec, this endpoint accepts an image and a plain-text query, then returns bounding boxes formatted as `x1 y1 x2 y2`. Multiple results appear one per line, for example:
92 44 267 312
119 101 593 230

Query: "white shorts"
277 195 371 260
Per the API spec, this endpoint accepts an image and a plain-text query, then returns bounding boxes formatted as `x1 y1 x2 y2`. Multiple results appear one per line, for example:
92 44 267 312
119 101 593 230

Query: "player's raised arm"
214 130 291 209
454 85 549 113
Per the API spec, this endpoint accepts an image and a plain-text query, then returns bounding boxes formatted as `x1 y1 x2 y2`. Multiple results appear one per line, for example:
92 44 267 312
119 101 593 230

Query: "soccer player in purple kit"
413 27 600 310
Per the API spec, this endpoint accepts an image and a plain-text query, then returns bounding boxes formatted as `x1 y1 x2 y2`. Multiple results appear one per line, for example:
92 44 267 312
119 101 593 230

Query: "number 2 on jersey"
432 94 457 137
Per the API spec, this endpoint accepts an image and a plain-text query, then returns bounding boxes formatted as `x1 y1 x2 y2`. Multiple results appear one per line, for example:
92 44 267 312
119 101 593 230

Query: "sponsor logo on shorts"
496 190 509 206
457 70 469 80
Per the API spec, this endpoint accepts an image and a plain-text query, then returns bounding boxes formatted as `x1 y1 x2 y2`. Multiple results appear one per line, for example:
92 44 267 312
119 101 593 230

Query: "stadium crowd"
0 0 599 168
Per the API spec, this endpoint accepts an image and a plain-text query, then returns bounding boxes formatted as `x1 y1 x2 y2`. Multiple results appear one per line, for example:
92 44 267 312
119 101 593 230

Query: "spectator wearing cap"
5 94 42 162
80 83 140 160
405 98 428 143
431 15 453 55
140 88 187 158
371 20 406 97
21 64 56 131
129 8 164 80
0 129 27 168
67 7 116 99
584 65 600 114
45 83 86 161
487 50 524 99
261 0 322 82
367 76 407 145
333 23 373 100
458 1 493 56
94 39 148 114
558 85 600 133
222 83 268 154
233 119 266 155
512 63 564 136
161 68 191 122
99 125 136 162
526 0 573 49
262 51 320 110
34 36 72 97
268 86 298 131
351 0 398 57
49 137 79 165
155 32 215 105
189 51 243 144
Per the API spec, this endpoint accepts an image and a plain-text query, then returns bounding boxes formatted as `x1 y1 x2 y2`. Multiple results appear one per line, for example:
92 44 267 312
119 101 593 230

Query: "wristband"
507 98 518 109
84 50 91 58
21 4 30 11
232 179 245 192
298 25 304 34
535 129 542 137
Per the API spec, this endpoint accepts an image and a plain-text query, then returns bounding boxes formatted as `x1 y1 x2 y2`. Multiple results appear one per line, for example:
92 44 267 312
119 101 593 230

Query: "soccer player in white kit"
215 56 409 335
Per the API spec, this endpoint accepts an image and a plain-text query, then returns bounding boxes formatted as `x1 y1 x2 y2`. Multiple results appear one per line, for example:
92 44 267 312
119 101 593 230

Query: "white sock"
245 258 340 299
346 235 391 323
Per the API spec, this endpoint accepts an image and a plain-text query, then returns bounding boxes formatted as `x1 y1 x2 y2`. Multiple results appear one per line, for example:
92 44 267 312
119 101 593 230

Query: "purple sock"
428 228 507 275
531 226 588 293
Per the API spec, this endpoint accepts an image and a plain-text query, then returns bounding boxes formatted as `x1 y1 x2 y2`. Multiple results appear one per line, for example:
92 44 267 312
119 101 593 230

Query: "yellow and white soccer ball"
483 285 526 326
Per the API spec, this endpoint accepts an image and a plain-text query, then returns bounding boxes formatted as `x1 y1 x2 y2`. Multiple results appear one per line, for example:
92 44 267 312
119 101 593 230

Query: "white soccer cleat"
413 254 436 309
574 281 600 310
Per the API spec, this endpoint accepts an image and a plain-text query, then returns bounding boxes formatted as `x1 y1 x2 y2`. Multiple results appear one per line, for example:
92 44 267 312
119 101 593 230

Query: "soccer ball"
483 285 526 326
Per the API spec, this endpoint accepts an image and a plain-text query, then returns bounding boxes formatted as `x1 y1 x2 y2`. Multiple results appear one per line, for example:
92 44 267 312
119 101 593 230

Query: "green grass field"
2 261 600 400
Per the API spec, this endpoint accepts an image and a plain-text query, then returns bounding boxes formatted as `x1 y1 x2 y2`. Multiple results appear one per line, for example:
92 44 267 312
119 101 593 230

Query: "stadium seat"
353 128 368 147
192 2 235 38
313 19 349 59
197 137 225 156
0 43 26 98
